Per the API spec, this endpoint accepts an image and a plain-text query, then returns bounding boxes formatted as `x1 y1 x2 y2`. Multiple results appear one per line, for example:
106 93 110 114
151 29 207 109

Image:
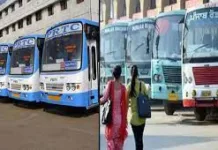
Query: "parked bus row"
101 2 218 121
0 18 99 110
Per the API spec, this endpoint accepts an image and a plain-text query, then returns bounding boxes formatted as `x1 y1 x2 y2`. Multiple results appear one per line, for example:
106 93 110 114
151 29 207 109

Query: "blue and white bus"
126 18 155 94
40 19 99 109
151 10 185 115
8 35 45 102
0 44 13 97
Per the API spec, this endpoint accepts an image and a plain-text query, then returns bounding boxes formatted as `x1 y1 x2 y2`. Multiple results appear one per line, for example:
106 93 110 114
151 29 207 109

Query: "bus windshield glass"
10 38 35 75
153 15 183 60
184 7 218 61
128 22 154 62
101 26 127 63
0 46 8 75
42 23 82 72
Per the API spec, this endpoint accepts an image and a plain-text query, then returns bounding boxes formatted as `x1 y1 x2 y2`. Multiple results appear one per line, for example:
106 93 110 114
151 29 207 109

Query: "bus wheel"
164 103 175 116
194 108 207 121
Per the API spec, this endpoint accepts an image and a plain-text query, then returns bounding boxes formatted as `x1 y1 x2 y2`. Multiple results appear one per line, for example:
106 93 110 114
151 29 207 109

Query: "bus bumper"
40 90 99 109
183 99 218 108
8 91 41 102
151 84 182 103
0 88 8 97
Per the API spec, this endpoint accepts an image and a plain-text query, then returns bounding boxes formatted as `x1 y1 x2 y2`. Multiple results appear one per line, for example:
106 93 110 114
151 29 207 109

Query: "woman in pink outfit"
100 65 128 150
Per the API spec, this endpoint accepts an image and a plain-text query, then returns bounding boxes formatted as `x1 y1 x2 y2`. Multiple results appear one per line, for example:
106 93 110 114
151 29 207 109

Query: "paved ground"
100 107 218 150
0 99 99 150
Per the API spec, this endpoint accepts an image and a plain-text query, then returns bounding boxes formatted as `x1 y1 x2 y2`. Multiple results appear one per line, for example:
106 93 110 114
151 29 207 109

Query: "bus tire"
194 108 207 121
164 103 175 116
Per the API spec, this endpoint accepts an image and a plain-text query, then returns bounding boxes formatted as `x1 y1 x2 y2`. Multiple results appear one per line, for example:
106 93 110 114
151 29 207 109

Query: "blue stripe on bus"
0 88 8 97
8 91 41 102
40 89 98 108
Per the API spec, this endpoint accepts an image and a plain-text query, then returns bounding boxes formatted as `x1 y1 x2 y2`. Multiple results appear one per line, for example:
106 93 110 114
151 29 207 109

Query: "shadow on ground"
43 103 99 118
13 100 43 109
101 135 218 150
179 118 218 126
0 97 13 103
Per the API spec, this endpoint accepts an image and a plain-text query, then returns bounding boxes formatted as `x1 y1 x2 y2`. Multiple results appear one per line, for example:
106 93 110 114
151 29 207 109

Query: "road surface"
100 107 218 150
0 100 98 150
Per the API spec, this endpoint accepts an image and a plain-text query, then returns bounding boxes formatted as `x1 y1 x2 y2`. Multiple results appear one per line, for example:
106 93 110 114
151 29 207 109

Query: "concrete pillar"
126 0 138 18
105 0 110 24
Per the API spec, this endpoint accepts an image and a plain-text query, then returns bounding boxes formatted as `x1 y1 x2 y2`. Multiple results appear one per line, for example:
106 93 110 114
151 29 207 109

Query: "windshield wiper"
186 44 210 62
164 57 179 62
134 43 144 52
105 50 116 54
193 43 209 52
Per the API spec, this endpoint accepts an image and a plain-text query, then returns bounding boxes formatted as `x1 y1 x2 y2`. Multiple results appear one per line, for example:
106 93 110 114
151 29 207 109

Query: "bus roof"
128 18 155 26
156 10 186 18
102 21 128 31
186 2 218 13
46 18 98 33
18 34 45 40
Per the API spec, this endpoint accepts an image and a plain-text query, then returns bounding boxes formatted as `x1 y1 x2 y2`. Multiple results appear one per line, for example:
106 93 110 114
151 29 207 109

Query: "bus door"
87 40 98 106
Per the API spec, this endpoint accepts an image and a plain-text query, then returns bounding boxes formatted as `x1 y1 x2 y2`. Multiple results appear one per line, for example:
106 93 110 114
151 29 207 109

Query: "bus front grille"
193 66 218 85
162 66 181 84
11 84 21 90
46 83 64 92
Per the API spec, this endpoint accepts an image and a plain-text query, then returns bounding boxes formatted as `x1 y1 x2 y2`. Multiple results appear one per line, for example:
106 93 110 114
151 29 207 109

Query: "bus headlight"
184 76 188 84
23 84 31 91
23 85 26 90
192 90 196 97
66 83 70 91
188 77 193 83
153 74 162 82
71 84 76 91
66 83 80 91
40 83 44 90
26 85 30 91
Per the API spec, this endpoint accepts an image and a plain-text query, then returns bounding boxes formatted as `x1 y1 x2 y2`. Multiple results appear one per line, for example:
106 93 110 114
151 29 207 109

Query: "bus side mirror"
9 47 13 55
91 30 99 40
156 35 160 47
37 39 44 50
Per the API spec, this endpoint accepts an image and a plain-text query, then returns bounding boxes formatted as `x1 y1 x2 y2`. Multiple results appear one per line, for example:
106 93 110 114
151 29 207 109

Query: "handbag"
137 82 151 118
101 81 113 125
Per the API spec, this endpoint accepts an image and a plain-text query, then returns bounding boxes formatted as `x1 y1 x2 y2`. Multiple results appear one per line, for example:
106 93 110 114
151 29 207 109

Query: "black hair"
113 65 121 80
129 65 138 97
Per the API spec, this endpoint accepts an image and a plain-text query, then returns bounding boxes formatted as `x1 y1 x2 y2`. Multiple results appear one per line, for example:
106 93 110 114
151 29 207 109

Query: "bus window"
87 46 90 81
92 46 96 80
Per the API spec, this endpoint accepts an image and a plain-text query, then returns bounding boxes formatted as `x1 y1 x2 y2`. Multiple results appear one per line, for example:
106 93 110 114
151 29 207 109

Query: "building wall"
100 0 211 29
0 0 99 43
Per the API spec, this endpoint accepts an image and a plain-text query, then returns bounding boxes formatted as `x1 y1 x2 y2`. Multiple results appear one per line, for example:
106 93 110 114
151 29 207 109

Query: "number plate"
201 91 211 97
168 93 178 101
48 95 61 101
13 93 20 98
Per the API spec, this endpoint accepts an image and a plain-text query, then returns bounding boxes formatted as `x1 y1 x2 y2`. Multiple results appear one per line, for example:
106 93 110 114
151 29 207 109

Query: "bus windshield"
153 15 183 60
10 47 34 75
0 46 8 75
101 26 127 63
127 23 154 62
184 7 218 62
42 32 82 72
